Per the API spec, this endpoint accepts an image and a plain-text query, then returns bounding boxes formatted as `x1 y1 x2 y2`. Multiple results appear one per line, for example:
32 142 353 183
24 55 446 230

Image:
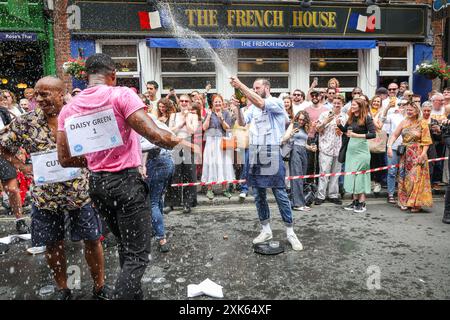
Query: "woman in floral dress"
387 102 433 213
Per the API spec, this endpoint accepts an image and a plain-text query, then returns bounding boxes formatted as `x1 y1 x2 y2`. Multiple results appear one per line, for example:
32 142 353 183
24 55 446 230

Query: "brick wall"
52 0 72 91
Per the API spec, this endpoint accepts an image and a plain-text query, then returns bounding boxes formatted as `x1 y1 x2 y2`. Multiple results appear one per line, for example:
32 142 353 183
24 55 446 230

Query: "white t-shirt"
292 101 312 116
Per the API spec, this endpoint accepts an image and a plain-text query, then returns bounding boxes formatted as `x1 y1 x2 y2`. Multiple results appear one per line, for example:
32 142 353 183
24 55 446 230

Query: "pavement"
0 186 449 300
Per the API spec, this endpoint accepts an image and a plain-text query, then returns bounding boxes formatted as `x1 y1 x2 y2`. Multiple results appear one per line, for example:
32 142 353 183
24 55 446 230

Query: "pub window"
378 43 412 88
101 44 138 73
237 49 289 93
160 48 216 93
309 49 359 91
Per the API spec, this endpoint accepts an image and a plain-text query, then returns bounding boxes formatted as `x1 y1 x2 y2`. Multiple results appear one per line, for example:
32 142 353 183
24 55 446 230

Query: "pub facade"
69 0 434 99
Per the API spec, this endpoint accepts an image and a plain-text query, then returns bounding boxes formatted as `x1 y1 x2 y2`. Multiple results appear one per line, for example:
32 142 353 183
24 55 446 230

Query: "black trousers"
89 168 151 300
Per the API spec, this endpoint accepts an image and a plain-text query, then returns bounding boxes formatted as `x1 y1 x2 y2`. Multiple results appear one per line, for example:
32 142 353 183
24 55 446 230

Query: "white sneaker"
239 193 247 201
373 183 381 193
252 231 273 244
26 246 46 255
293 206 311 212
287 234 303 251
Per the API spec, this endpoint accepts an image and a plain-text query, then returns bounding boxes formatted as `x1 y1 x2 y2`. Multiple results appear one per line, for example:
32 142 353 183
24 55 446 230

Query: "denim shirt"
244 96 288 146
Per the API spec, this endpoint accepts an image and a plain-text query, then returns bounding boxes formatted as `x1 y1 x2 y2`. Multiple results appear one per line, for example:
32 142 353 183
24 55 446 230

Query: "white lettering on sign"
31 150 82 186
64 108 123 156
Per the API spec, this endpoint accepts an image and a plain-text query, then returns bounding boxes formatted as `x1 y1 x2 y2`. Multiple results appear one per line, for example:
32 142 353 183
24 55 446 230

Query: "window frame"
160 48 217 95
237 49 290 94
96 39 140 78
309 49 360 93
378 42 413 80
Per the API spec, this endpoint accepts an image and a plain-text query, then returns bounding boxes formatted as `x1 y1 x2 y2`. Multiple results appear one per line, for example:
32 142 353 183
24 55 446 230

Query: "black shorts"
31 203 102 247
0 157 17 182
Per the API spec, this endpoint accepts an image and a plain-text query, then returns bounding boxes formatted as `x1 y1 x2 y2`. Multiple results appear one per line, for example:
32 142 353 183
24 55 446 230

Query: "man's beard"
259 91 267 99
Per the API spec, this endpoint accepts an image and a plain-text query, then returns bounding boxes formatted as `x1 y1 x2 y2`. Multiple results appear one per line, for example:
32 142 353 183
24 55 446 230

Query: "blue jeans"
253 187 293 227
146 153 175 240
240 148 250 194
387 151 400 196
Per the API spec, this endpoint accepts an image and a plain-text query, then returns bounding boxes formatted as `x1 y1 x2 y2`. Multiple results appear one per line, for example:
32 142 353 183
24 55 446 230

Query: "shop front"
0 0 56 96
70 1 431 99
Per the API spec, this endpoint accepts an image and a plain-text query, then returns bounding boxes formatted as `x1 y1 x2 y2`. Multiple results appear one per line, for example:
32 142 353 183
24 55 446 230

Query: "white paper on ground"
0 234 31 244
187 278 224 298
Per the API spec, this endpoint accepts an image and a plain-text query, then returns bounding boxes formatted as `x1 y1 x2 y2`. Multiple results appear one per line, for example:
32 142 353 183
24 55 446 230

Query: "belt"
90 168 139 177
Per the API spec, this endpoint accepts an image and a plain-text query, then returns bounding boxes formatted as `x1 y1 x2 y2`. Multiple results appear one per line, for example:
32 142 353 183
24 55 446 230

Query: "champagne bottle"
234 88 247 108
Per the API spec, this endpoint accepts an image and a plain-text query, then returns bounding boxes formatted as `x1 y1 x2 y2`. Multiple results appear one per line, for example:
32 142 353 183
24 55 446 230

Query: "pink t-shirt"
58 85 145 172
305 104 329 137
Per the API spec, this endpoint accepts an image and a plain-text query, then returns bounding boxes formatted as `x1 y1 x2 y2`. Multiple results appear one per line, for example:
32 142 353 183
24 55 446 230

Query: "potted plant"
62 58 87 81
415 60 439 79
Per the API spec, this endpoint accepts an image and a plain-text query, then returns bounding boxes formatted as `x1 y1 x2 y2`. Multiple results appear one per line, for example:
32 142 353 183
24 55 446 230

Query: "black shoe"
344 200 358 211
314 198 324 205
329 198 343 205
163 206 173 214
183 205 191 214
54 288 72 300
354 202 367 213
443 212 450 224
93 285 113 300
0 243 9 256
16 220 30 234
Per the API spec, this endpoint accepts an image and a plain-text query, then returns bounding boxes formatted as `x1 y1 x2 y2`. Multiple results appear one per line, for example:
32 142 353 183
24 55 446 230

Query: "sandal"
400 206 409 211
387 196 396 204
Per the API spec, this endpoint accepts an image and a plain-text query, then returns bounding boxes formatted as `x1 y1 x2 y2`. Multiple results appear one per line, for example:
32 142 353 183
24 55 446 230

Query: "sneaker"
223 190 232 199
26 246 46 255
163 206 173 214
158 239 170 253
182 205 191 214
206 190 214 200
344 200 358 211
328 198 343 205
239 192 247 202
287 233 303 251
252 231 273 244
16 220 30 234
314 198 324 205
54 288 72 300
292 206 311 211
93 285 113 300
373 183 381 193
354 202 367 213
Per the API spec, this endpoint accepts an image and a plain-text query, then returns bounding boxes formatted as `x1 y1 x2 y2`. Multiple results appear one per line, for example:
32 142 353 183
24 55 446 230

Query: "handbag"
221 136 237 150
368 131 388 153
396 145 406 156
281 140 293 161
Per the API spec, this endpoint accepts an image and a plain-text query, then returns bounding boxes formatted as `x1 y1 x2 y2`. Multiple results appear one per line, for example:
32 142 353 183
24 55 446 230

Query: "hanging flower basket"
62 58 87 81
415 60 450 81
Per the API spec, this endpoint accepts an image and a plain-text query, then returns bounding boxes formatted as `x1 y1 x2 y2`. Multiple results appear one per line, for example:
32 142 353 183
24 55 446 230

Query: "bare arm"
387 120 405 148
127 109 183 150
186 113 199 134
56 131 88 168
282 123 294 143
230 77 265 109
0 146 31 175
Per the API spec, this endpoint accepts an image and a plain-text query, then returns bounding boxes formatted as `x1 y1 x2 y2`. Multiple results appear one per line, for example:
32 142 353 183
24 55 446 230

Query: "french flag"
138 11 162 30
348 13 376 33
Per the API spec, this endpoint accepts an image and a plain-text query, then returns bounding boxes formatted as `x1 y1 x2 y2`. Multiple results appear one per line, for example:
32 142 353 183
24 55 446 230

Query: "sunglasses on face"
388 88 398 91
292 94 301 96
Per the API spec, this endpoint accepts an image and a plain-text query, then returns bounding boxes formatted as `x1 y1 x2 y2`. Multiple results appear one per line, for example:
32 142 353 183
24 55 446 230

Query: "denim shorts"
31 203 102 247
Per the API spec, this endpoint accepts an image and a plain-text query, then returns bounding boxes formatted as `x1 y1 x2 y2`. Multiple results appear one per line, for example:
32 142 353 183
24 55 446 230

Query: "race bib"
31 150 82 186
64 108 123 156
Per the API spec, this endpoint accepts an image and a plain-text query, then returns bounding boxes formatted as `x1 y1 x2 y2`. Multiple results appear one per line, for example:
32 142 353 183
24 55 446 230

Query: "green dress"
344 137 371 194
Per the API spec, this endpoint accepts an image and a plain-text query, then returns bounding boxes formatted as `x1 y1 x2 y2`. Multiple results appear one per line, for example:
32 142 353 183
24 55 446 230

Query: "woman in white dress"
202 94 235 200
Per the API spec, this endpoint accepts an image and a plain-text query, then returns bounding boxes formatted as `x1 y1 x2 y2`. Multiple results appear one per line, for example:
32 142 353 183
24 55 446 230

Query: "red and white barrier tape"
171 157 449 188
